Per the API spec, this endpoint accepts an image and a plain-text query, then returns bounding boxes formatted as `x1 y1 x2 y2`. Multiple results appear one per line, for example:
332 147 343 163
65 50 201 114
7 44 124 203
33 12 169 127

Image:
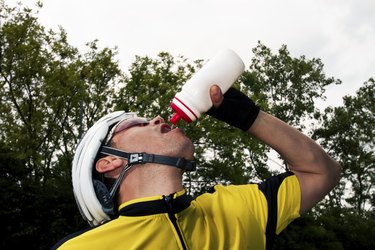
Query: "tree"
0 2 123 248
274 206 375 250
314 78 375 214
248 42 341 130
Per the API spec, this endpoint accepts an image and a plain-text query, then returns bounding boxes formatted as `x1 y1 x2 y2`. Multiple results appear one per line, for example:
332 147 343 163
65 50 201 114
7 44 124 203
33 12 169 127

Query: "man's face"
111 116 195 160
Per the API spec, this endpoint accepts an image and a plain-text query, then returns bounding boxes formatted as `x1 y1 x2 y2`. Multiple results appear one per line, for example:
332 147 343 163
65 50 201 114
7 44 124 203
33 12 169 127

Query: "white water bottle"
170 48 245 125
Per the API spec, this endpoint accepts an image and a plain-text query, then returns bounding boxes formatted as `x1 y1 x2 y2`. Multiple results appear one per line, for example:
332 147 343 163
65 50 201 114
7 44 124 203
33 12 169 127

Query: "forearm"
248 111 329 173
248 111 341 212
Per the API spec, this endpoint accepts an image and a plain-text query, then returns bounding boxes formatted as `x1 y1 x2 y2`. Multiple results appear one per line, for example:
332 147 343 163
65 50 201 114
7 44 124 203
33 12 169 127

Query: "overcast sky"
7 0 375 109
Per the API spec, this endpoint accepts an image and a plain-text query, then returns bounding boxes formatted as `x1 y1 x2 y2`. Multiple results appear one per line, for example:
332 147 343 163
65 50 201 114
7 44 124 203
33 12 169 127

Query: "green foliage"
114 52 191 118
275 207 375 250
0 2 122 248
314 78 375 214
248 41 342 130
274 213 344 250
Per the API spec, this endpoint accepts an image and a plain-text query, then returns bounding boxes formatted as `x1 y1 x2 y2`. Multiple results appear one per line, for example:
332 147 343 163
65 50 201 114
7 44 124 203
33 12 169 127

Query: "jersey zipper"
163 194 188 250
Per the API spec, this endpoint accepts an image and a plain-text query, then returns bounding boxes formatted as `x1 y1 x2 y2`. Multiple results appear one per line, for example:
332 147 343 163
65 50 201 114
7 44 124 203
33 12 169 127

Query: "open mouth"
161 124 172 133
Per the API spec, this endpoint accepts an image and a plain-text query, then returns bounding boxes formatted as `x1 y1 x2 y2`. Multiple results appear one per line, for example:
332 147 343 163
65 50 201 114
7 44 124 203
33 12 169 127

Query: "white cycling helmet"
72 111 138 226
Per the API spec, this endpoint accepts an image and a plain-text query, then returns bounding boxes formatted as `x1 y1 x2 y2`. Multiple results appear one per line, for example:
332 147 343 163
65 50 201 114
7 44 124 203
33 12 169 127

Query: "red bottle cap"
170 101 194 125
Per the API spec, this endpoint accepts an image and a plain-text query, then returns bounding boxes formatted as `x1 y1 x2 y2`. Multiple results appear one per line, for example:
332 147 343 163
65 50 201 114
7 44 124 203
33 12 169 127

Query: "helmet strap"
93 146 197 216
99 146 197 171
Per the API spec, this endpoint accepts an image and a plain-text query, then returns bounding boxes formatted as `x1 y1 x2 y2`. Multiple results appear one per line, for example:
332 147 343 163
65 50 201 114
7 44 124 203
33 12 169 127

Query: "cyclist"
52 86 341 250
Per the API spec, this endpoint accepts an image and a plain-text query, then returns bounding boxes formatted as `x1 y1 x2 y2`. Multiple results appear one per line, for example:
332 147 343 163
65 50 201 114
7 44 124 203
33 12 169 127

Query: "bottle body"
170 48 245 124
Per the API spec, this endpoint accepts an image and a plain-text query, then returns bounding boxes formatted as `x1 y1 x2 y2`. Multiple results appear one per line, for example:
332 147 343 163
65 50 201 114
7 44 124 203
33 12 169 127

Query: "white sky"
6 0 375 109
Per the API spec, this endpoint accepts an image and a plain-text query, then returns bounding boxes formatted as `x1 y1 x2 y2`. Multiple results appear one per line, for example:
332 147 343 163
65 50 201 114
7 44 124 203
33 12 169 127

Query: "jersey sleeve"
258 171 301 236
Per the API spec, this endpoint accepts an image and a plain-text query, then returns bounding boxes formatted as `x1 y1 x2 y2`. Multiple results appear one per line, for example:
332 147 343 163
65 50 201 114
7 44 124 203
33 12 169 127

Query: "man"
52 86 341 250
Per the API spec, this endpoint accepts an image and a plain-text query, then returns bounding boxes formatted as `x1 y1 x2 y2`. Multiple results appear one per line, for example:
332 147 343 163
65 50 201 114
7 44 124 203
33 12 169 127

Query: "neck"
118 163 184 203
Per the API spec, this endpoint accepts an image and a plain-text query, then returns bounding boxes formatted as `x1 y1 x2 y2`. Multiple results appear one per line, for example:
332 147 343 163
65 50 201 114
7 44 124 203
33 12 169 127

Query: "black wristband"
206 87 260 131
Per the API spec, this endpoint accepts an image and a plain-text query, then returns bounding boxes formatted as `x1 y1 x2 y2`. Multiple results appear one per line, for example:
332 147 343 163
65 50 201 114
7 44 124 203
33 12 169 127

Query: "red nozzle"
170 113 181 125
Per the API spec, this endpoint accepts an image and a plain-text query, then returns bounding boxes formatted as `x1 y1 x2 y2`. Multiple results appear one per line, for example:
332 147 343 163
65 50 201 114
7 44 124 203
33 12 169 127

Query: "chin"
165 145 194 161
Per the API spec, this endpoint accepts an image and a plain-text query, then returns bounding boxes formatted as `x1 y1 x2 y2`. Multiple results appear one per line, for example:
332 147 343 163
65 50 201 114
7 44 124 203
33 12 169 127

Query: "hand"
207 86 260 131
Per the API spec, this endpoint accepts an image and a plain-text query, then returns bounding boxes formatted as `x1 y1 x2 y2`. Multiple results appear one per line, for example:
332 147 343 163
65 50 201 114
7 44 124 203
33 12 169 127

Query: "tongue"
161 124 171 133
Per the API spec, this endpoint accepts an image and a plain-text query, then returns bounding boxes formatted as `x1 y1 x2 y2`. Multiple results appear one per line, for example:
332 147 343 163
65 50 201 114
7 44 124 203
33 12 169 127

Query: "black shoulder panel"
258 171 294 250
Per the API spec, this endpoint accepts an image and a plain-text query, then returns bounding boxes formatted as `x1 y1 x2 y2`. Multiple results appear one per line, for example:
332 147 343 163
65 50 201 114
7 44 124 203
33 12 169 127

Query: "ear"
96 156 126 173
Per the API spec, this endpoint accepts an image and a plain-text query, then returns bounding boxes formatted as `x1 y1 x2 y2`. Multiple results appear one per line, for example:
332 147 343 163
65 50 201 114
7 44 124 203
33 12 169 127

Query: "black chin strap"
94 146 196 217
100 146 197 171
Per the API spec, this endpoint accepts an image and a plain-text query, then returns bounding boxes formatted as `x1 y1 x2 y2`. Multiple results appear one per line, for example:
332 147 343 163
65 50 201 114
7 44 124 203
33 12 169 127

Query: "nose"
150 116 165 125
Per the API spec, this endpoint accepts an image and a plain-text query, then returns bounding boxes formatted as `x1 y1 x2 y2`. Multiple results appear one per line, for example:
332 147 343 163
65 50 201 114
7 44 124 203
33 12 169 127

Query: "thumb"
210 85 224 108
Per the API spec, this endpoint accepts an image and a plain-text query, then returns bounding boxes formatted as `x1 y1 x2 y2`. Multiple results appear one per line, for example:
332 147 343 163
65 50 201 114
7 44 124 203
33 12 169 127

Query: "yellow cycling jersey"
53 172 300 250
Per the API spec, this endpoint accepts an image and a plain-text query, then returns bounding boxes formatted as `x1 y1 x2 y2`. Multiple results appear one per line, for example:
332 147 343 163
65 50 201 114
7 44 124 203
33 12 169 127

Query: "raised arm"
248 111 341 213
208 86 341 214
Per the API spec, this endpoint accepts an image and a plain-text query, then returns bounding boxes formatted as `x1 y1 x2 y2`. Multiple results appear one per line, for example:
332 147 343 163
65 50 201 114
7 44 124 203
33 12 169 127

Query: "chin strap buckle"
128 153 144 164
